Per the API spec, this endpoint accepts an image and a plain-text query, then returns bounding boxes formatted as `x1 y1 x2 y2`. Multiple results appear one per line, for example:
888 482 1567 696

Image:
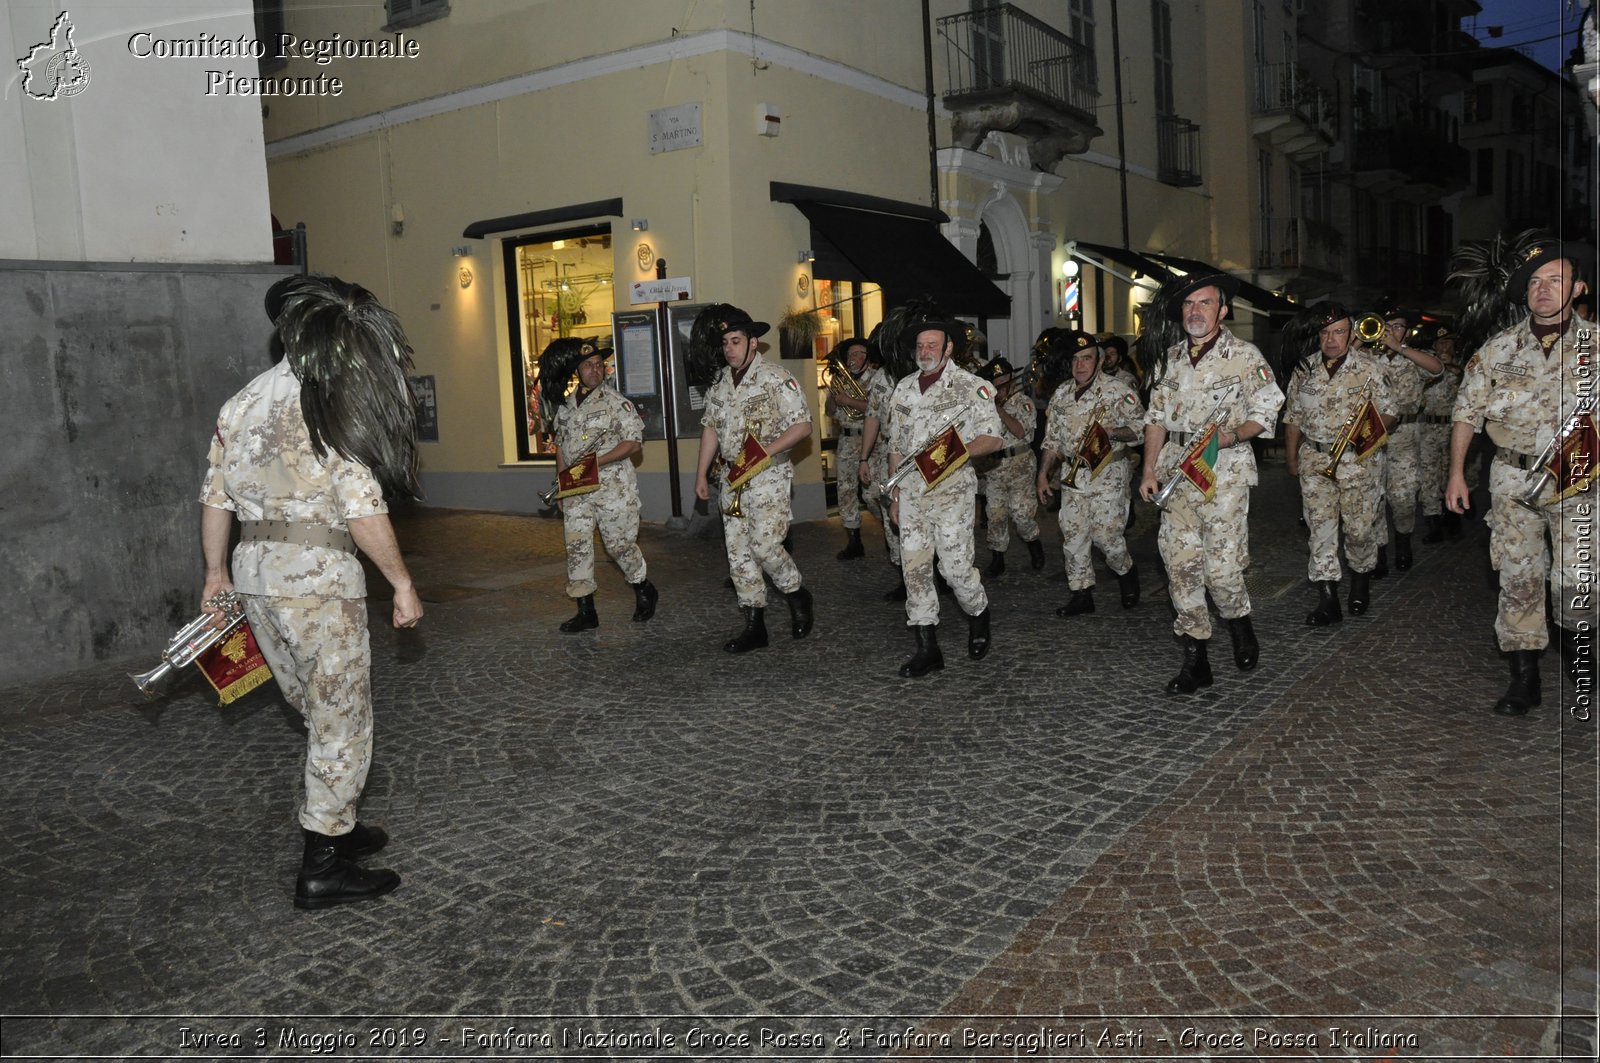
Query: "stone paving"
0 458 1595 1061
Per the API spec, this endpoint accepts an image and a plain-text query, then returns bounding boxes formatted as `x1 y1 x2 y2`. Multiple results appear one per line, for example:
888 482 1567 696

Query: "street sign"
630 277 693 304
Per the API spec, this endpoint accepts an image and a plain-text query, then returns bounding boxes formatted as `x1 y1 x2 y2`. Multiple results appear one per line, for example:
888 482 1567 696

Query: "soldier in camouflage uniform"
825 338 876 561
1282 304 1396 626
886 320 1004 677
1414 323 1461 544
550 340 657 633
1037 331 1144 616
200 275 419 910
858 350 905 598
1139 275 1285 694
975 358 1044 577
693 306 815 653
1373 309 1443 573
1448 246 1595 716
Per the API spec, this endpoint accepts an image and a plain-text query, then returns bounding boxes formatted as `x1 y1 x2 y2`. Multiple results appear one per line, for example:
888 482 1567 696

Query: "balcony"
1156 113 1202 187
1255 216 1344 280
1356 245 1450 299
1251 61 1337 159
937 4 1103 170
1352 125 1469 201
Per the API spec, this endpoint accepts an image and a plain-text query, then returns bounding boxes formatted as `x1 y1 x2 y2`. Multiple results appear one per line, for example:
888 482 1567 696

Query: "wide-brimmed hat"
1406 319 1453 348
1164 273 1242 321
978 357 1016 383
699 304 771 339
1312 301 1352 330
1506 241 1573 297
1098 334 1128 359
898 318 967 353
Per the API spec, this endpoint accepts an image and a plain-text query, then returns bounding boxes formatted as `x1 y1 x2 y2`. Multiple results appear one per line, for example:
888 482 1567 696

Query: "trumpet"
1319 392 1368 480
1152 394 1235 509
1513 396 1596 511
1355 313 1387 346
540 446 597 505
879 416 966 498
1062 403 1108 489
130 591 246 697
723 481 748 518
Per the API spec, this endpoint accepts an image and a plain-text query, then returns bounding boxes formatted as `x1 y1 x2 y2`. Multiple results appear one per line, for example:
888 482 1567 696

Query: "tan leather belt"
240 520 357 554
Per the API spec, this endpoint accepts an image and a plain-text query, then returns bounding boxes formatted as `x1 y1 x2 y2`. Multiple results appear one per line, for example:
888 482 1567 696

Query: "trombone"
1513 395 1596 510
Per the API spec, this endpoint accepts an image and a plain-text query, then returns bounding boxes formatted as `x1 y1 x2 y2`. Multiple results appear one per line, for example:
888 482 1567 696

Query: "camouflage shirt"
1147 327 1285 487
199 360 385 599
1284 350 1395 444
702 353 811 465
553 384 643 491
888 363 1004 498
1454 316 1596 455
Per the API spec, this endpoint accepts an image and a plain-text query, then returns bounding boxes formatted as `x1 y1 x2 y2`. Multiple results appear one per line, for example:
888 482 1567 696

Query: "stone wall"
0 261 291 688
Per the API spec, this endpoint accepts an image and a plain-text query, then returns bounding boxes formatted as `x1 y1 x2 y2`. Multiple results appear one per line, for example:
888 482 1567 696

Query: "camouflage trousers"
1297 443 1384 581
1059 458 1133 591
242 595 372 837
1486 458 1596 650
983 451 1041 551
863 451 901 565
723 467 801 608
1157 479 1253 640
1417 423 1450 518
835 428 865 529
1383 422 1422 533
900 480 987 626
563 482 646 598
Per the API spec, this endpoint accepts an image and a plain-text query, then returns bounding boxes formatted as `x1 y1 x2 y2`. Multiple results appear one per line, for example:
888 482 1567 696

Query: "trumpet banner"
195 621 272 706
1076 421 1115 481
913 423 970 490
1176 424 1221 502
1349 398 1389 461
555 453 602 499
726 433 772 490
1548 412 1598 502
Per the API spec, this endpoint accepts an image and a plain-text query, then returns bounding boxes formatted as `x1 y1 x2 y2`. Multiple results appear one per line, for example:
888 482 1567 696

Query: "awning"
1073 241 1175 285
774 187 1010 318
462 198 623 239
1142 251 1300 316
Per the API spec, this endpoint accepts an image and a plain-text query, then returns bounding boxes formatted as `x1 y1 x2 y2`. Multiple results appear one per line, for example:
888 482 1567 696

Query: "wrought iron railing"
1252 60 1338 141
937 4 1098 116
1156 114 1202 187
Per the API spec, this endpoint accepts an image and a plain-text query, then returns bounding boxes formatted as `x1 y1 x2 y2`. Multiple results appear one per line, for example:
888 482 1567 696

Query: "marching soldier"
1413 321 1462 543
1036 330 1143 616
976 357 1045 577
1281 304 1396 625
1447 240 1595 716
859 342 906 600
692 305 815 653
545 338 657 633
1099 334 1141 390
1139 274 1285 694
1373 307 1443 573
824 338 877 561
886 320 1004 677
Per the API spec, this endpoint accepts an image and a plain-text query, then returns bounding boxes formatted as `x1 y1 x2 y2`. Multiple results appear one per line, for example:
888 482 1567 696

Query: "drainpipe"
1111 0 1130 250
923 0 939 212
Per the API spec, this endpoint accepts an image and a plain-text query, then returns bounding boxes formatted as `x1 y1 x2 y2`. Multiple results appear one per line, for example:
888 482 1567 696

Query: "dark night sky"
1466 0 1588 72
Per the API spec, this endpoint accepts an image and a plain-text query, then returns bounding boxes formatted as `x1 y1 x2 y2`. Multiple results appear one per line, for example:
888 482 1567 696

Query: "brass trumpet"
1513 396 1595 510
130 591 246 697
1062 403 1108 489
1319 395 1367 479
1355 313 1386 346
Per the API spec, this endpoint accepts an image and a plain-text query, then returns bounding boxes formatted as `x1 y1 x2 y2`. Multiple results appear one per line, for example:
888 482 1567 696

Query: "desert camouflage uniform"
702 353 810 608
889 366 1004 626
1453 317 1597 649
1378 349 1440 534
1147 328 1285 639
862 368 902 565
832 365 880 531
553 384 647 598
1284 352 1395 581
1043 373 1144 591
200 359 382 837
1417 362 1461 518
978 389 1042 553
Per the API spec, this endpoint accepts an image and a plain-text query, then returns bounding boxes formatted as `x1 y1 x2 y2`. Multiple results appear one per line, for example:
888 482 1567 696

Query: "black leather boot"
1421 515 1443 544
1560 627 1593 684
966 607 992 660
336 822 388 860
722 607 768 654
1394 532 1413 570
1117 564 1141 609
1348 571 1371 616
1306 580 1342 626
630 579 658 622
883 578 907 602
1227 615 1259 671
1165 635 1213 694
1442 511 1462 539
294 830 400 910
784 585 814 639
559 594 598 633
983 550 1005 579
1055 589 1095 617
1026 539 1046 570
1492 650 1542 716
1373 545 1389 579
837 527 864 560
898 625 944 678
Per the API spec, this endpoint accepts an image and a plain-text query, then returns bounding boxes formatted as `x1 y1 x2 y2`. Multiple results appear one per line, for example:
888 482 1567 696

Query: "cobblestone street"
2 459 1595 1060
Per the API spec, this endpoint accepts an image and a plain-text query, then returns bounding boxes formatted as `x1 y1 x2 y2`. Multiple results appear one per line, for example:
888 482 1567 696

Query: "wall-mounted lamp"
798 249 815 264
630 219 649 232
1061 259 1080 279
452 245 474 257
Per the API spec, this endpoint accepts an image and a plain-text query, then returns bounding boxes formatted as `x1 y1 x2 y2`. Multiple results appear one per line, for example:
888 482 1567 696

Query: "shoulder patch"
1122 393 1137 406
784 378 800 392
1255 365 1271 383
977 384 993 400
622 399 636 414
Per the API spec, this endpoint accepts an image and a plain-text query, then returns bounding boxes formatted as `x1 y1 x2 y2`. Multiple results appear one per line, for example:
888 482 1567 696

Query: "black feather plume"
536 338 591 425
1030 328 1074 403
1135 278 1188 396
1275 303 1334 388
1448 229 1545 361
273 275 420 501
868 299 946 382
686 304 737 389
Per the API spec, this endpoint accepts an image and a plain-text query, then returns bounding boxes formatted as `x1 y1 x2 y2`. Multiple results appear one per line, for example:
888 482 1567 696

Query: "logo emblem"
18 12 91 100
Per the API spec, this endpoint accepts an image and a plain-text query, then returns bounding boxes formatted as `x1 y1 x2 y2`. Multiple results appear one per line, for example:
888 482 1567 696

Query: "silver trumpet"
1513 396 1595 511
130 591 246 697
874 415 966 501
1152 393 1235 510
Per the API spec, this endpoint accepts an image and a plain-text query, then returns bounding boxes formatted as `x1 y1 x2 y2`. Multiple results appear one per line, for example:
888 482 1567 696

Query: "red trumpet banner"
726 433 772 490
913 423 970 490
1077 421 1115 480
1349 398 1389 461
1177 424 1220 502
1549 412 1598 502
195 621 272 706
555 453 602 499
